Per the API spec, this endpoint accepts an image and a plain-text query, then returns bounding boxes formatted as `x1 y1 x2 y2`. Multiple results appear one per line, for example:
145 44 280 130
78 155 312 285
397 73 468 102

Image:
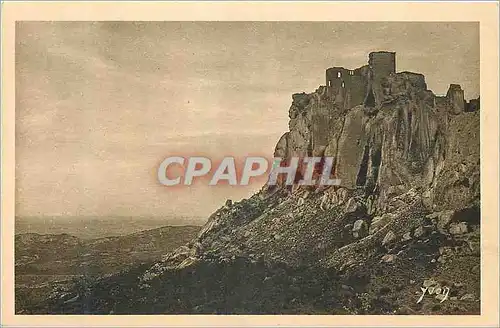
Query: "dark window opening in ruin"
328 80 331 87
356 145 370 186
364 88 376 107
337 72 341 78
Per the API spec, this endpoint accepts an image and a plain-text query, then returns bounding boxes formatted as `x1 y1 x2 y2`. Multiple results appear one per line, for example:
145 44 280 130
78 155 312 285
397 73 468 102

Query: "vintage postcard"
1 1 499 327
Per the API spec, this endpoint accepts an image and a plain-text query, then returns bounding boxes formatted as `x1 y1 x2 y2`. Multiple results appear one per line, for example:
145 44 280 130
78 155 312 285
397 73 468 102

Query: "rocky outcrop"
28 51 480 315
272 52 479 219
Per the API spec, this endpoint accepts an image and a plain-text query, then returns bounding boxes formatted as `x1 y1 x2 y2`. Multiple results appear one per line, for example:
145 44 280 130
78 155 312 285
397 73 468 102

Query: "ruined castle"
274 50 480 191
323 51 478 113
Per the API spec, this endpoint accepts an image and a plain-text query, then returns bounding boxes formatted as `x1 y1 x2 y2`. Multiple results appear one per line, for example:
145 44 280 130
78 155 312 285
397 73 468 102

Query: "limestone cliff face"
273 52 479 215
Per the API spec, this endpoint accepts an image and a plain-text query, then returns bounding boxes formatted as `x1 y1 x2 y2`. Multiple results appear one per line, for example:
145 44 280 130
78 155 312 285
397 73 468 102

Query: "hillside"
21 51 480 315
15 226 200 313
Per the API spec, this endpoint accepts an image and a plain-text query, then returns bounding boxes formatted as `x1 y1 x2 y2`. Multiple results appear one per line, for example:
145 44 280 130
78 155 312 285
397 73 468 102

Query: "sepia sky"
15 22 479 219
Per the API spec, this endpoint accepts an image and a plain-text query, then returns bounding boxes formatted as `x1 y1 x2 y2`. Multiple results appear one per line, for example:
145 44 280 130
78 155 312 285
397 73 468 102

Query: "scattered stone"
386 184 406 197
337 188 349 204
381 254 396 263
382 231 396 247
369 217 382 234
352 219 368 239
422 189 433 208
344 197 359 213
319 193 329 211
369 213 394 234
344 223 353 231
330 192 339 206
426 210 455 233
437 210 455 232
425 212 439 220
402 232 412 241
449 222 468 235
413 225 425 238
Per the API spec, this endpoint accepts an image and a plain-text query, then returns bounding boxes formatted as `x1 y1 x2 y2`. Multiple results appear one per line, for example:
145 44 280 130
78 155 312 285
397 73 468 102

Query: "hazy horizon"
15 215 205 239
15 214 207 220
16 22 479 218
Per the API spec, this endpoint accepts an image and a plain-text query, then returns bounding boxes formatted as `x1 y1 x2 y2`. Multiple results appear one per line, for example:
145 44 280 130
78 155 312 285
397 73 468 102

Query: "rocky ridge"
28 51 480 314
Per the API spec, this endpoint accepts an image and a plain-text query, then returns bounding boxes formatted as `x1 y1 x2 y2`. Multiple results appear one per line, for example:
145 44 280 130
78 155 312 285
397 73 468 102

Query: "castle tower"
369 51 396 78
363 51 396 108
446 84 465 114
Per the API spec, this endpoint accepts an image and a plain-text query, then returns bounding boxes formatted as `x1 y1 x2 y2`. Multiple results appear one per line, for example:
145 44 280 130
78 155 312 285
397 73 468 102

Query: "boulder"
381 254 396 263
344 197 359 213
413 225 425 238
382 231 396 247
336 188 349 205
401 232 412 241
386 184 406 198
352 219 368 239
330 191 339 206
369 213 394 234
437 211 455 232
366 195 375 215
319 193 330 211
449 222 468 235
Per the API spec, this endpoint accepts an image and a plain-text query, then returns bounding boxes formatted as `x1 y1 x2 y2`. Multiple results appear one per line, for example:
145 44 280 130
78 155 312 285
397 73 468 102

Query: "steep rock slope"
29 52 480 315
